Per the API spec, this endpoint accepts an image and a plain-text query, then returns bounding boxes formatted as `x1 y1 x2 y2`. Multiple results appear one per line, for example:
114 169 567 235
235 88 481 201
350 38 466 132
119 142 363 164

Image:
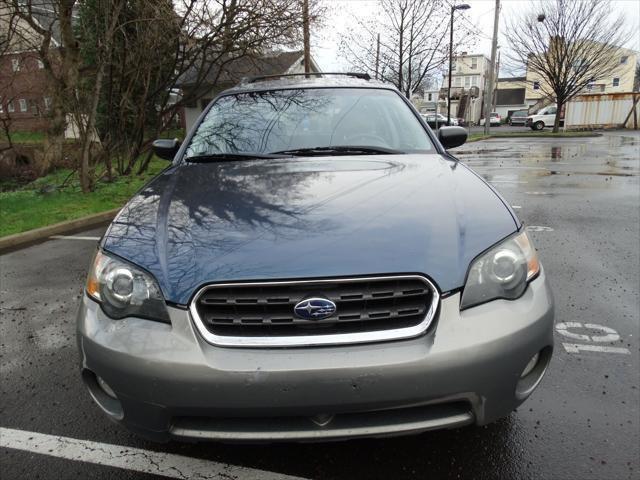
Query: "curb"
0 208 120 254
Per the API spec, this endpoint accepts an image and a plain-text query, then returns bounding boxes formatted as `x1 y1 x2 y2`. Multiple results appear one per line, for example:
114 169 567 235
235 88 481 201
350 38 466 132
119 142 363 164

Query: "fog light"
520 353 540 378
97 376 117 399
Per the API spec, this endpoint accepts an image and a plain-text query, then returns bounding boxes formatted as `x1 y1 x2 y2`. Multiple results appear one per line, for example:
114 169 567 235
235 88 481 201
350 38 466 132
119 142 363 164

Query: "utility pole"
447 9 455 123
483 0 500 135
303 0 311 74
375 33 380 80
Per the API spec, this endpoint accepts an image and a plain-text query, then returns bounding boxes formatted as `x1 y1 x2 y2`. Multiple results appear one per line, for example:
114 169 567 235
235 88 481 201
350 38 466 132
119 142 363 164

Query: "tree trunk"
553 101 563 133
41 100 66 176
79 65 106 192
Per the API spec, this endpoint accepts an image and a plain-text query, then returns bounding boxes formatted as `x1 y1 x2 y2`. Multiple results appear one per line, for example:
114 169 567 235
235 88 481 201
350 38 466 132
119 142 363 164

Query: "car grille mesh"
194 276 436 338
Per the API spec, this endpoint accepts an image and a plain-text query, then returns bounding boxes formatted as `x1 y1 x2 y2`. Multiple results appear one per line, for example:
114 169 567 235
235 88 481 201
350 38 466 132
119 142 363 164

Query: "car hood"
103 155 518 305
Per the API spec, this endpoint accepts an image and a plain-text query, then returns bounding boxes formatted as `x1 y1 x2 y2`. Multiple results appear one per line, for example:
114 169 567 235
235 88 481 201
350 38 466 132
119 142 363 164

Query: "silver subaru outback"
77 73 554 442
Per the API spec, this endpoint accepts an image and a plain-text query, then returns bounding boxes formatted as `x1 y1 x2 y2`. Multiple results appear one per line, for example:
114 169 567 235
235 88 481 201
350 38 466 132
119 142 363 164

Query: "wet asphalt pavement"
1 131 639 479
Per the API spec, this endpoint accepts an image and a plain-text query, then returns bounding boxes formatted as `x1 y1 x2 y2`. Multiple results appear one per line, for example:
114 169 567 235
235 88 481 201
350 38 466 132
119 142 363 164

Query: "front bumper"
77 271 554 443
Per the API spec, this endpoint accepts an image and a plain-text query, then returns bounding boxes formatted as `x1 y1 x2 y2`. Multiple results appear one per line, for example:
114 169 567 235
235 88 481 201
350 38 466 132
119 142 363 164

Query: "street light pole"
448 3 470 125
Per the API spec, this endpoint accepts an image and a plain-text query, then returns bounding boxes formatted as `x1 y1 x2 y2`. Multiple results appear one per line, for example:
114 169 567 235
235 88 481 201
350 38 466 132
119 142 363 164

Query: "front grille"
190 275 439 347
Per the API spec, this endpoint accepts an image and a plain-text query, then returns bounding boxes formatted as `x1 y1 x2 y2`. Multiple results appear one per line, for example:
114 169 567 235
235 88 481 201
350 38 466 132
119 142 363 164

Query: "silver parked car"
77 73 554 443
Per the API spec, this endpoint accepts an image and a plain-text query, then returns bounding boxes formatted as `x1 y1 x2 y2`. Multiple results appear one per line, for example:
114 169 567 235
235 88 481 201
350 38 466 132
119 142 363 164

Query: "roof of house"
177 50 318 88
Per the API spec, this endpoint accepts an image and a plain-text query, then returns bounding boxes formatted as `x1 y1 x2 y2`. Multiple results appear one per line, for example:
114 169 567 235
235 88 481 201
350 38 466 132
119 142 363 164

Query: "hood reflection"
104 155 516 304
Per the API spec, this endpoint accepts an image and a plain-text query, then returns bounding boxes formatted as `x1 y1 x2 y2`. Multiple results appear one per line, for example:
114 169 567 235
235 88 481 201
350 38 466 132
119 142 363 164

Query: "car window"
185 88 434 157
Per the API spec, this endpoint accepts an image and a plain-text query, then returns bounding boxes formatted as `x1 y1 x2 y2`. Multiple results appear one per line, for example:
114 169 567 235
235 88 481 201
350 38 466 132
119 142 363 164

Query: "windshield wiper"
270 146 404 156
183 152 291 163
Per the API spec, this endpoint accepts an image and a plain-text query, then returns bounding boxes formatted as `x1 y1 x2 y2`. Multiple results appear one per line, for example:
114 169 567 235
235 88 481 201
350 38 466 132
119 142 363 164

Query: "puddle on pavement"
457 133 640 181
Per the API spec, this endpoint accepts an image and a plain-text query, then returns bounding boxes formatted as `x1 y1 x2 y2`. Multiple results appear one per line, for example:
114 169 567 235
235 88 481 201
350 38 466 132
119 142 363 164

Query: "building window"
533 81 540 90
471 57 477 69
454 76 463 87
471 75 479 87
451 61 456 72
427 93 433 101
612 77 620 87
44 97 52 111
621 56 628 64
19 99 27 112
11 58 20 72
37 59 44 69
464 76 471 88
8 101 15 113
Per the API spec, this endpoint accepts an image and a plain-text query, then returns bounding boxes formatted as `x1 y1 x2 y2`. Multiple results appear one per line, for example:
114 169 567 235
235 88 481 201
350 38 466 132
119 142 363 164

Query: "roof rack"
243 72 371 84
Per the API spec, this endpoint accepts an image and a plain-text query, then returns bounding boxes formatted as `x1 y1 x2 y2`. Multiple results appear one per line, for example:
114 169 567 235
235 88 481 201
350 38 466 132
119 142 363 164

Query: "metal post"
483 0 500 135
447 6 454 124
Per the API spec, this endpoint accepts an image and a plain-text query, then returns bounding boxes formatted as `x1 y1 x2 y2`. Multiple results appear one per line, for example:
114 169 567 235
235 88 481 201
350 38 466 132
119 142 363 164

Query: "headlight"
460 231 540 310
86 250 170 323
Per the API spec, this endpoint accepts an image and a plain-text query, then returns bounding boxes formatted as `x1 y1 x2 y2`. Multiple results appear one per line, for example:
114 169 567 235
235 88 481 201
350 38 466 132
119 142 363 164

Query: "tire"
533 121 544 131
508 119 512 126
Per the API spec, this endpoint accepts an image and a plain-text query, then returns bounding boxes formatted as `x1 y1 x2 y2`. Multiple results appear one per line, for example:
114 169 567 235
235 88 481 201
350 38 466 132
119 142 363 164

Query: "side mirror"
152 138 181 161
438 126 467 150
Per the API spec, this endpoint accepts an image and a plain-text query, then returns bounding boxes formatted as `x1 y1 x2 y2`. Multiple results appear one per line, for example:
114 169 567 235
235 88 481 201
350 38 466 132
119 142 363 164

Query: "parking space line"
0 427 305 480
562 343 631 355
511 205 522 209
49 235 101 241
490 180 529 184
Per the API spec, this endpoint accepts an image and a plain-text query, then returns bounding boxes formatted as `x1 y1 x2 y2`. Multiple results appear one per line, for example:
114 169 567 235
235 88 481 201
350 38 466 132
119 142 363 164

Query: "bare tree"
7 0 84 180
87 0 317 177
6 0 317 190
505 0 632 132
339 0 475 98
0 5 20 150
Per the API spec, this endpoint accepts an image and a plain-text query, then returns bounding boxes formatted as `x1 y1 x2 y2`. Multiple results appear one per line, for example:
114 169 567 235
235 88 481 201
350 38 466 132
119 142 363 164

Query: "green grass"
0 131 47 144
467 131 600 142
0 157 169 237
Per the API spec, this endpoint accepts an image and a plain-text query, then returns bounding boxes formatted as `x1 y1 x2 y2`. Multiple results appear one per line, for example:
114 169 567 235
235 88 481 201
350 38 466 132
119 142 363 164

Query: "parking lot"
1 131 638 479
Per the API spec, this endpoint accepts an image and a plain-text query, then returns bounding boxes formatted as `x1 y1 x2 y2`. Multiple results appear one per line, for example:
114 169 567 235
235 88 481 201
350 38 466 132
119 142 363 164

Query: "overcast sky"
312 0 640 75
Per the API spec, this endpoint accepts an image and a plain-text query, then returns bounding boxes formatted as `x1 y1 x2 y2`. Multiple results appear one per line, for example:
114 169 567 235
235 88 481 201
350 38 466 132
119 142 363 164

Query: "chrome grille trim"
189 275 440 347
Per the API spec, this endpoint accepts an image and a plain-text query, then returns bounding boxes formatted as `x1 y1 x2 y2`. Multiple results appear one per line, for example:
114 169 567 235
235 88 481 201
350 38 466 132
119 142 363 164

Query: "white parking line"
50 235 101 241
0 427 305 480
490 180 529 184
562 343 631 355
511 205 522 209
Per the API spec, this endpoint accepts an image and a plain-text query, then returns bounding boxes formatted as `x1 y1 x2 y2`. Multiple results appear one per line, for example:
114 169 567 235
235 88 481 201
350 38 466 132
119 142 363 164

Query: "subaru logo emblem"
294 297 337 320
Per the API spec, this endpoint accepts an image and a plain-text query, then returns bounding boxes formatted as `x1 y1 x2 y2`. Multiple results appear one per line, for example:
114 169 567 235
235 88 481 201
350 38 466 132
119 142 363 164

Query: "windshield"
184 88 434 158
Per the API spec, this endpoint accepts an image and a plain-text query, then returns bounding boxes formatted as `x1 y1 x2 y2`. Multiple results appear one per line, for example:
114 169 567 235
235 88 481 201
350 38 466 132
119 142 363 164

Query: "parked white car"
479 112 501 126
526 104 564 130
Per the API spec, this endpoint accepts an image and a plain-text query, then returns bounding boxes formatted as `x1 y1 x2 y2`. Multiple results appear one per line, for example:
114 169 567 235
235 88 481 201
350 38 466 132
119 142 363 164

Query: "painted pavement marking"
556 322 631 355
0 427 305 480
